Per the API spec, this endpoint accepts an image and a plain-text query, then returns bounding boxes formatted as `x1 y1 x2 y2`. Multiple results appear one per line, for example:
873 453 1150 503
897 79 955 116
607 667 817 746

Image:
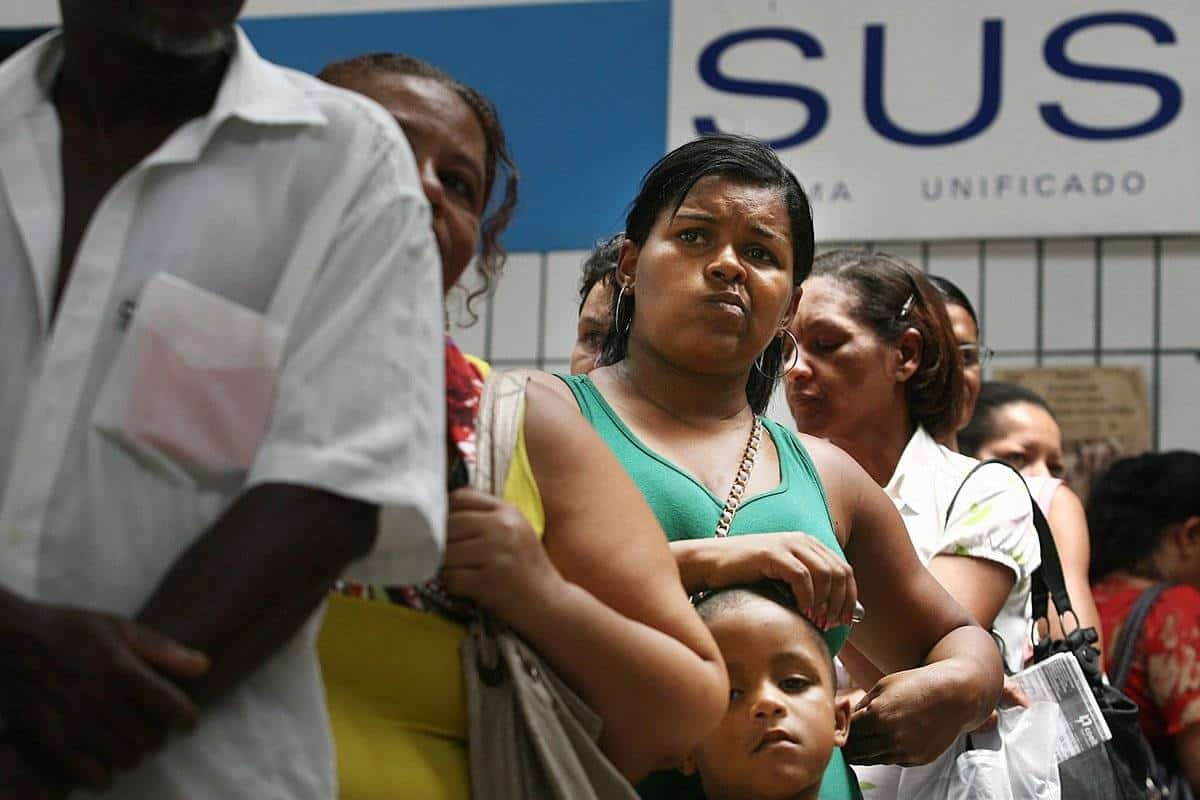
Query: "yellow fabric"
319 360 543 799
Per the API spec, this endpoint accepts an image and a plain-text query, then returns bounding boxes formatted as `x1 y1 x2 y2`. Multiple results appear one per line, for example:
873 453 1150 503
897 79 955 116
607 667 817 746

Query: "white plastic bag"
901 702 1062 800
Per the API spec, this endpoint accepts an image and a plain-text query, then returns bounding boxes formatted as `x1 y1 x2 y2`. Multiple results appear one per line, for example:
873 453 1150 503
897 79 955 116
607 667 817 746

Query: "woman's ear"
778 285 803 330
895 327 923 383
833 694 852 748
1177 516 1200 557
616 238 640 293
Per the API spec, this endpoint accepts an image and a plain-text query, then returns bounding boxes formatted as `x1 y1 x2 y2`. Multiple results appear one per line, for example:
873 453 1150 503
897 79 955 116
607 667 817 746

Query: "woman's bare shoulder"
504 369 600 479
794 433 864 493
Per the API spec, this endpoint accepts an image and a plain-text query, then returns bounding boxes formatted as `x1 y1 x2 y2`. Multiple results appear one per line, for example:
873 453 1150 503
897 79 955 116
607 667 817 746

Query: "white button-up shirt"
0 28 445 798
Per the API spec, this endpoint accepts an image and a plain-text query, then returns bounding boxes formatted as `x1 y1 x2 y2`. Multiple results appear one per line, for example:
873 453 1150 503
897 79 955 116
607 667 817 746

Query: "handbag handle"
944 460 1074 634
1108 582 1173 691
467 369 530 681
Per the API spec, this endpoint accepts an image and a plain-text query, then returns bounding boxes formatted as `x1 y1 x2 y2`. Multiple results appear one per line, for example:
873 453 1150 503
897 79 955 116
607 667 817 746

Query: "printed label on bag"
1011 651 1112 763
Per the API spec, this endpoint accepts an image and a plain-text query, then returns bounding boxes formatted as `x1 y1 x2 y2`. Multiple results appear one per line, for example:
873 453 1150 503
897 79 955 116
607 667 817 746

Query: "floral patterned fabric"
1094 575 1200 763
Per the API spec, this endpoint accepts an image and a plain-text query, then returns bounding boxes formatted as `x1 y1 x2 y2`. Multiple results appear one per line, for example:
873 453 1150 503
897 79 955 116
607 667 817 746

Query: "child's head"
684 581 850 800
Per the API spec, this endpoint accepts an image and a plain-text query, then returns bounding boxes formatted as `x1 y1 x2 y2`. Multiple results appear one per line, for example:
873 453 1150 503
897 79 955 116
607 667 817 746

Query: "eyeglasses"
959 343 995 369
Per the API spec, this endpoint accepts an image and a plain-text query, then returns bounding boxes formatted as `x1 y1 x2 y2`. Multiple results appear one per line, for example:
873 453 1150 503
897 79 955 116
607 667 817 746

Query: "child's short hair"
693 580 834 677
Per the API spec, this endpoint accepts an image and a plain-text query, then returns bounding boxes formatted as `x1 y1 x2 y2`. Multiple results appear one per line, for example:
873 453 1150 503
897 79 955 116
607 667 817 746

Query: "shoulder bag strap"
471 369 527 496
944 459 1071 624
1109 582 1174 691
467 368 530 673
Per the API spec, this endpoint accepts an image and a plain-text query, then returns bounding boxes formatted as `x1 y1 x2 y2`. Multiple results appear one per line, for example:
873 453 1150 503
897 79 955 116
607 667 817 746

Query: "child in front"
683 581 852 800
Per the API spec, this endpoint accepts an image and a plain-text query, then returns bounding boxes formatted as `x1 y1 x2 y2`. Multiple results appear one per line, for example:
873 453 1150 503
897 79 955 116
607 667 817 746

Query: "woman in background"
786 250 1037 800
927 275 990 452
1089 452 1200 792
960 381 1103 652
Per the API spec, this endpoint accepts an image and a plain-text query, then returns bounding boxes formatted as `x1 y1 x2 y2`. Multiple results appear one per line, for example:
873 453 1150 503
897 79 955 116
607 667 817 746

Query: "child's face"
688 598 850 800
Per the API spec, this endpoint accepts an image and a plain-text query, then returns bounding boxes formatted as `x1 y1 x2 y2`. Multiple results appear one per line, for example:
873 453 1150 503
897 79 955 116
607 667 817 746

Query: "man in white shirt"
0 2 445 797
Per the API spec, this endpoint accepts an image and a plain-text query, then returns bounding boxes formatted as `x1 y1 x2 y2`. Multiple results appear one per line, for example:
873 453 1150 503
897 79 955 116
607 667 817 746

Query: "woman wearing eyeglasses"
785 250 1039 800
927 276 993 453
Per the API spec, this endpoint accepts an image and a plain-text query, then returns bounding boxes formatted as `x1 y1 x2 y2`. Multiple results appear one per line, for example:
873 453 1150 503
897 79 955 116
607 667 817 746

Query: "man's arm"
137 484 376 705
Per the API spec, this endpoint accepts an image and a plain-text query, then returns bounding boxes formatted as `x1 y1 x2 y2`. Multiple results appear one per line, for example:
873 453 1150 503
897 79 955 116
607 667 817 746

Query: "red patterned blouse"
1093 575 1200 763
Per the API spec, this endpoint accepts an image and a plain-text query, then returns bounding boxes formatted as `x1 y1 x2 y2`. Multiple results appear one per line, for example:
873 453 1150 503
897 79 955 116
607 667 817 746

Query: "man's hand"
0 741 68 800
0 592 208 790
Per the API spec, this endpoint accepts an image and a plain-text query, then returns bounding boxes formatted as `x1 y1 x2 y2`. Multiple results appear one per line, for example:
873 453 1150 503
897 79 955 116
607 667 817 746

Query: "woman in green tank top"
543 135 1003 800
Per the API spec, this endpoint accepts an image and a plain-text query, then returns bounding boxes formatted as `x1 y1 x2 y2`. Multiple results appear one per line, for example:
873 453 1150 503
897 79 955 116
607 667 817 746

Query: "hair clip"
897 293 915 320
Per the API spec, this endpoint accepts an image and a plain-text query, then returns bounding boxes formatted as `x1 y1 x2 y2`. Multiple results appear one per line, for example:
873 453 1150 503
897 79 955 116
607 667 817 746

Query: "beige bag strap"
472 369 528 498
468 369 529 679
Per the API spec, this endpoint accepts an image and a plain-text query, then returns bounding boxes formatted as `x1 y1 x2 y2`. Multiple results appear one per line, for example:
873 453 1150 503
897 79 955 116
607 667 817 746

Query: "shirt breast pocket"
92 273 286 491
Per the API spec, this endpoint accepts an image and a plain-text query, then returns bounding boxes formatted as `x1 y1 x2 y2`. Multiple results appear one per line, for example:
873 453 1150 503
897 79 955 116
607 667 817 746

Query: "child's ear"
833 695 852 748
678 752 698 777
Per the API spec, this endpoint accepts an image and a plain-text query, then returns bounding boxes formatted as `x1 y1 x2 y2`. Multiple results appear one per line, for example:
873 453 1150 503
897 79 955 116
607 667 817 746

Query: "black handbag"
1107 584 1195 800
947 460 1150 799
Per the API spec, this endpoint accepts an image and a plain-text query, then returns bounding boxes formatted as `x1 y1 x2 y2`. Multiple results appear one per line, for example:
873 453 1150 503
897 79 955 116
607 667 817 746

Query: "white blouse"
857 428 1041 800
884 427 1040 673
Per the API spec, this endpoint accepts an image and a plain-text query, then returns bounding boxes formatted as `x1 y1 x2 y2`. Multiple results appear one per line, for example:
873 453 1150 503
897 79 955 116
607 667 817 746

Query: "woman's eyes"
675 230 776 263
728 687 744 705
809 337 840 354
998 451 1029 469
442 172 478 204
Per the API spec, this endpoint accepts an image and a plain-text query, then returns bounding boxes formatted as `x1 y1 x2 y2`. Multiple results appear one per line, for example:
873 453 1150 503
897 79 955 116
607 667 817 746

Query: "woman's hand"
843 661 975 767
441 488 564 622
971 676 1032 733
674 532 857 628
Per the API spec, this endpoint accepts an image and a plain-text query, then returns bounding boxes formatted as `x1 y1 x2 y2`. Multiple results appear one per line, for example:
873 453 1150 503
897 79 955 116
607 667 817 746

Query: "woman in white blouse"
784 249 1040 799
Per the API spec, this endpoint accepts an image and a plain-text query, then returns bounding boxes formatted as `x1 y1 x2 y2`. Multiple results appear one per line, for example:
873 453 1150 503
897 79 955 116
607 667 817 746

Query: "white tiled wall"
450 236 1200 452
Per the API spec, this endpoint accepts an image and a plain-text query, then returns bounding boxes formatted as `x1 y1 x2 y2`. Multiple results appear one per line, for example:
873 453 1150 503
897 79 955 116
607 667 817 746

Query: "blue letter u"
865 20 1003 146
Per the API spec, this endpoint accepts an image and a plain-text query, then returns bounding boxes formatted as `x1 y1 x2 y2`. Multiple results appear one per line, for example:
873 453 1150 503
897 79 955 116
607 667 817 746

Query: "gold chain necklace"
714 415 764 538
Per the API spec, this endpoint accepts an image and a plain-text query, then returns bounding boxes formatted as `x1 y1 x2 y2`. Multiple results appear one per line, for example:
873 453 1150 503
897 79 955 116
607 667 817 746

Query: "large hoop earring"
754 328 801 380
613 284 632 334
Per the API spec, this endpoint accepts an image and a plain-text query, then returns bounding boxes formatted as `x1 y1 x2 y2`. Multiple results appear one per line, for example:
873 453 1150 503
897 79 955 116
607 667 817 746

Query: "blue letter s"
1041 13 1182 140
695 28 829 149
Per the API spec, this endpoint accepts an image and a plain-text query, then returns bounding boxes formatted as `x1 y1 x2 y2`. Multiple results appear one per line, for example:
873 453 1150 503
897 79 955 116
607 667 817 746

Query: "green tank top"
558 374 861 800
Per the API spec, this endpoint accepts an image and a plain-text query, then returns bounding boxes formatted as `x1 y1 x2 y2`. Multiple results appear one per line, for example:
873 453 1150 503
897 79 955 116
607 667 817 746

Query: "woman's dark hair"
599 134 815 415
929 275 978 327
318 53 519 317
1087 451 1200 581
811 249 965 438
958 381 1056 458
578 232 623 314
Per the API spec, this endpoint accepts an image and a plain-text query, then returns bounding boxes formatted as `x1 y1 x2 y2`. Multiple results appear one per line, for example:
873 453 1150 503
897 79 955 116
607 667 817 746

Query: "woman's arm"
806 437 1003 765
445 374 727 781
926 556 1014 630
1045 486 1104 661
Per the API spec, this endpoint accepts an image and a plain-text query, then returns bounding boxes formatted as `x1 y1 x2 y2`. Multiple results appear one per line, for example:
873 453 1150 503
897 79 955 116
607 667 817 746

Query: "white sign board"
669 1 1200 241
